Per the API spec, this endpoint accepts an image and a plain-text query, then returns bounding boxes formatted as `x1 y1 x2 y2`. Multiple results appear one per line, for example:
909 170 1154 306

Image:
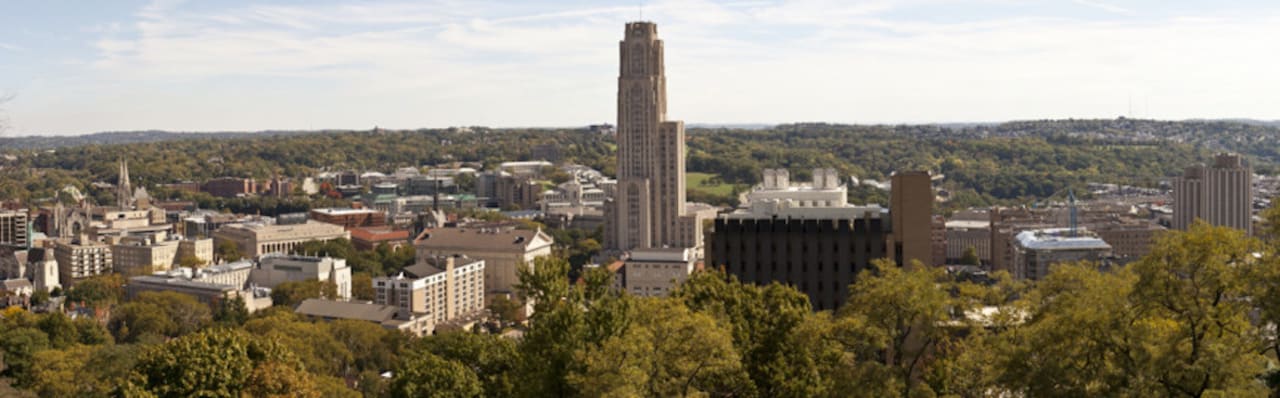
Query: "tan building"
1012 228 1112 281
212 220 349 258
0 210 28 248
606 22 701 253
112 235 180 274
1173 153 1252 234
414 227 552 296
890 171 934 268
177 238 215 265
54 239 113 286
127 275 271 313
374 255 486 332
618 248 695 297
309 208 387 230
295 299 434 337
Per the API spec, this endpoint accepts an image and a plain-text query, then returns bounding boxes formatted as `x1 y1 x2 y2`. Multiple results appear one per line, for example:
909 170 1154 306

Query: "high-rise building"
606 22 697 252
373 255 486 330
890 171 934 267
1173 153 1253 234
0 210 28 248
54 239 113 286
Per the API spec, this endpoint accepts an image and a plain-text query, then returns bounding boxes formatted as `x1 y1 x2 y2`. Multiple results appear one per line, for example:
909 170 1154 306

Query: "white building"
251 254 352 300
617 248 696 297
373 255 486 332
1011 228 1112 281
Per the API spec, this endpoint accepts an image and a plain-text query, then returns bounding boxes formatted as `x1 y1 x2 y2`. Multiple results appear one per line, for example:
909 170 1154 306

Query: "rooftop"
312 207 380 216
1015 228 1112 251
295 298 398 323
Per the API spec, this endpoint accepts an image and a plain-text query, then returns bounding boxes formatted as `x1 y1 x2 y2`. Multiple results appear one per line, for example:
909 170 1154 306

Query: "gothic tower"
117 159 133 209
606 22 687 251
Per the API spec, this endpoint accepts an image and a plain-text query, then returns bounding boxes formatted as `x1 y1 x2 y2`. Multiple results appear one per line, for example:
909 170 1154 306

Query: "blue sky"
1 0 1278 136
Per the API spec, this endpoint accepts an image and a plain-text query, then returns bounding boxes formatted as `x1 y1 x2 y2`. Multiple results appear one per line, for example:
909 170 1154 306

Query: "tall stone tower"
117 159 133 210
606 22 688 252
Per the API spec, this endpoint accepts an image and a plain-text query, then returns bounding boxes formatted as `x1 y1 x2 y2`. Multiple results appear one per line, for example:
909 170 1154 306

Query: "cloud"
14 0 1274 134
1072 0 1132 15
0 42 24 52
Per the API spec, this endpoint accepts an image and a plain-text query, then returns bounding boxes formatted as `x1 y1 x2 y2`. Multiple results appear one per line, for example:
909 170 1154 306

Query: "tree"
176 255 206 269
569 299 751 397
351 272 375 301
65 273 125 309
215 240 242 263
243 311 353 378
109 291 211 343
390 351 483 398
487 295 523 327
270 279 338 307
835 260 953 397
413 332 518 398
0 327 49 383
213 296 249 326
125 328 316 398
959 246 981 266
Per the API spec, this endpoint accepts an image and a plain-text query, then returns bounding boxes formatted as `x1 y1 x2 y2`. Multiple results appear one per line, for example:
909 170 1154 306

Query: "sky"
1 0 1278 136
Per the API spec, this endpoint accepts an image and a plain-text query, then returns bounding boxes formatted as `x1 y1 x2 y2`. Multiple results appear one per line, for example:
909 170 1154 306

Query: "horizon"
3 0 1280 136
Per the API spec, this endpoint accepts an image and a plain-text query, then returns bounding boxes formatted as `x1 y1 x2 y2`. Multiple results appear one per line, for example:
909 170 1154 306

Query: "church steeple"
117 158 133 209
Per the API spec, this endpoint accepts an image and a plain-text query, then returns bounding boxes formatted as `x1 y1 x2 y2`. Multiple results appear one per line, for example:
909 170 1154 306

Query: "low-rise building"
295 299 433 336
112 234 180 274
310 208 387 230
251 254 352 300
415 227 553 296
945 219 992 265
349 227 411 251
1011 228 1112 281
126 274 271 312
212 220 349 258
617 248 695 297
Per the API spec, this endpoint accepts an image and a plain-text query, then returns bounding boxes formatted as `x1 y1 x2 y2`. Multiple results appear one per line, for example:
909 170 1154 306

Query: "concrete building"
414 227 553 296
946 219 992 265
606 22 707 253
252 254 352 300
112 234 180 274
374 255 486 332
349 227 411 251
709 169 891 310
1011 228 1112 281
54 239 113 286
177 238 215 266
1173 153 1253 234
0 210 29 248
617 248 695 297
1093 222 1165 261
212 220 349 258
158 260 255 288
891 171 934 267
496 174 541 210
310 208 387 230
127 274 271 312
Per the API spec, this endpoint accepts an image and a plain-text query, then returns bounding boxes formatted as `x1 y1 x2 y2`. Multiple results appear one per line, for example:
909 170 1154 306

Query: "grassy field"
687 172 736 196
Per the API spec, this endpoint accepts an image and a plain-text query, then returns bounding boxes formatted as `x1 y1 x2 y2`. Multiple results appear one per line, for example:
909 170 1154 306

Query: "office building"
177 238 215 266
414 226 553 296
890 171 934 267
203 177 257 198
310 208 387 230
54 239 113 286
212 220 349 258
946 219 992 265
1011 228 1112 281
112 234 180 274
1173 153 1253 234
605 22 709 253
373 255 486 332
709 169 890 310
251 254 352 300
0 210 29 248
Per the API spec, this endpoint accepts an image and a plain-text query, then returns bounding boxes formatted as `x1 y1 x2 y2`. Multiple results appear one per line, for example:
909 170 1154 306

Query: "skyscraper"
1173 153 1253 234
606 22 690 252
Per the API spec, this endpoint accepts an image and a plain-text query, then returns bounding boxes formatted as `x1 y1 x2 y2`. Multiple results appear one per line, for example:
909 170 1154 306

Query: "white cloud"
9 0 1280 134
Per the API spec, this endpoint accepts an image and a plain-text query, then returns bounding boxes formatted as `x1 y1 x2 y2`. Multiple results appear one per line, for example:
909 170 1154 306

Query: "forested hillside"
3 119 1276 208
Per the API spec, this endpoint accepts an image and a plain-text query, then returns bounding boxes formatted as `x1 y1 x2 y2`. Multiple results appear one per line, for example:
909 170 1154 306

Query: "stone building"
212 220 349 259
414 226 552 297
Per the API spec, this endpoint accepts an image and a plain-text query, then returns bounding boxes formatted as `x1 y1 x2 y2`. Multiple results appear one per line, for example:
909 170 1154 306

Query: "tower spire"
117 158 133 209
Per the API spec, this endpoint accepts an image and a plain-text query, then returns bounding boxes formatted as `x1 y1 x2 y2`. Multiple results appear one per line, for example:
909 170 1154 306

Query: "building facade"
1011 228 1112 281
252 254 353 300
373 255 486 331
212 220 349 258
1173 153 1253 234
617 248 695 297
414 227 553 297
606 22 694 252
890 171 934 267
54 239 113 285
0 210 29 248
310 208 387 230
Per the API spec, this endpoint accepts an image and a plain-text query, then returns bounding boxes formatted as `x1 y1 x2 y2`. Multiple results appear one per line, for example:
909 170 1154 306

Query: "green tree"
390 351 483 398
413 332 518 398
109 291 211 343
213 296 249 326
959 246 981 266
569 298 751 397
215 240 242 262
270 279 338 307
487 295 523 327
125 328 316 398
0 327 49 383
351 272 376 301
65 273 125 308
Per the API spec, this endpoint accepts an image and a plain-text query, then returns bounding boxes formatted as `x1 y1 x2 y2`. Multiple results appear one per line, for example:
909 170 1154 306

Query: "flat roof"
311 208 380 215
1015 228 1111 251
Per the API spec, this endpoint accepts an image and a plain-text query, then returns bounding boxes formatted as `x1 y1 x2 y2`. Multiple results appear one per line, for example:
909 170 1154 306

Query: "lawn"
687 172 736 196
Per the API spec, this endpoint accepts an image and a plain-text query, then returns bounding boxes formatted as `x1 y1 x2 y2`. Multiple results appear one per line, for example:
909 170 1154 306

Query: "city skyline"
3 0 1280 135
